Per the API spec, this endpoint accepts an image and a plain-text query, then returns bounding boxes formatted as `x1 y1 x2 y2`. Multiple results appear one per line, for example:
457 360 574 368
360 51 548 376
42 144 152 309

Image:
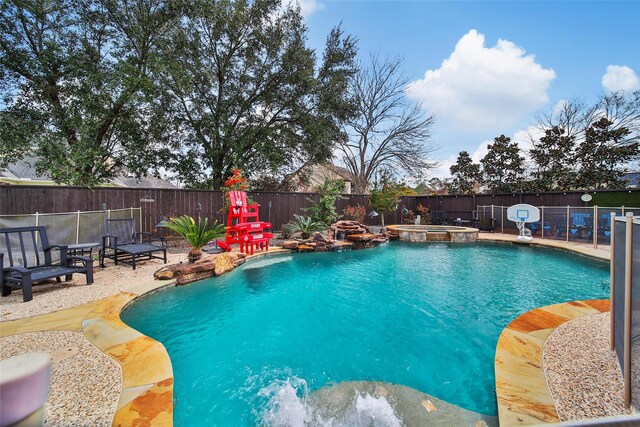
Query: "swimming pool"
121 242 609 425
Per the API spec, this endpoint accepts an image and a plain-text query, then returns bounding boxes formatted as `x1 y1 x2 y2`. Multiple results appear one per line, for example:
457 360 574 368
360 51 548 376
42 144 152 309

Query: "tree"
575 118 639 189
303 179 344 225
0 0 175 186
337 55 437 193
368 174 401 229
426 177 450 195
534 90 640 173
449 151 482 194
480 135 525 193
586 91 640 148
156 0 357 188
413 181 429 195
529 126 576 191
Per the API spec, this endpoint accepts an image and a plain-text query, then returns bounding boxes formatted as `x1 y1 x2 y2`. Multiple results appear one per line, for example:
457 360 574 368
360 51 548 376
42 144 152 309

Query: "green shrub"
159 215 226 262
284 214 327 239
304 179 345 224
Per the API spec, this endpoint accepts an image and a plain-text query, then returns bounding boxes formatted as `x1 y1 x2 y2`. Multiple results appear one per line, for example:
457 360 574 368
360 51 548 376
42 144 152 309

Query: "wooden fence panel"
1 186 638 233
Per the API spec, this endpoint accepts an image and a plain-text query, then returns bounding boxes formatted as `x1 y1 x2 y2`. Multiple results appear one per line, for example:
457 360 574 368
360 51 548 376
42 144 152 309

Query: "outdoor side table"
65 243 100 258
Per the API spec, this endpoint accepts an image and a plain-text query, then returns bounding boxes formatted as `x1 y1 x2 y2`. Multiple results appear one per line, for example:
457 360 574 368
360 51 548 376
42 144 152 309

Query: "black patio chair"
472 210 496 232
431 211 449 225
0 226 93 302
101 218 167 270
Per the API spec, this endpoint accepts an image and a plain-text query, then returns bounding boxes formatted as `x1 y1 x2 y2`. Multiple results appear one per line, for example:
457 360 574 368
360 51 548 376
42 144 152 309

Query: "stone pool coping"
495 299 611 426
0 237 611 426
387 224 479 243
477 233 610 261
386 224 478 232
0 247 291 427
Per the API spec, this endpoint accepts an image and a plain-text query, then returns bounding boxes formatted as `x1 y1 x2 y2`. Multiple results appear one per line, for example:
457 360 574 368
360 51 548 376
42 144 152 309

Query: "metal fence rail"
0 208 142 245
477 205 640 248
611 213 639 410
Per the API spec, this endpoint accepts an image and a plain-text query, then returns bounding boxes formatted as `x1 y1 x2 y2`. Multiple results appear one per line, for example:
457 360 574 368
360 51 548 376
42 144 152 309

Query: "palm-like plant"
284 214 326 239
159 215 226 262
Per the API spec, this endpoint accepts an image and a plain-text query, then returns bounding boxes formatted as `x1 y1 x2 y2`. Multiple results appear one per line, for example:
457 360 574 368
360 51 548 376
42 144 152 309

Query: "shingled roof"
1 156 176 188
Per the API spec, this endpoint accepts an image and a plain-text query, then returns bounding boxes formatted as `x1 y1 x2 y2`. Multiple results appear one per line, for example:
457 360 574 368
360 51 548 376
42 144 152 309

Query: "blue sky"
300 1 640 177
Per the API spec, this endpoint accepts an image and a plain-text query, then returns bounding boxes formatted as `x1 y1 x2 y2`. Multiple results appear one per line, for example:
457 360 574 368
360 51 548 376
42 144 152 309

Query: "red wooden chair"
234 221 274 255
227 191 259 224
224 191 272 254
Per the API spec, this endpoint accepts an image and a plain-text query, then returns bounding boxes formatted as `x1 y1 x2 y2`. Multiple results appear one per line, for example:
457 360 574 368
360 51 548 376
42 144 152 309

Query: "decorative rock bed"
154 252 247 285
153 222 389 284
281 221 389 252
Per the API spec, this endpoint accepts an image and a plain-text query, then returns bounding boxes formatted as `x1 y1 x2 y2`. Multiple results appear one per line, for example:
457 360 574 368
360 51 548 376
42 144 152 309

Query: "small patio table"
65 243 100 258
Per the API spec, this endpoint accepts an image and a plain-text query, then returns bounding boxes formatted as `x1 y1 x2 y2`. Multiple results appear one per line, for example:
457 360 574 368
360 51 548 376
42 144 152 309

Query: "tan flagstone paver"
495 299 611 426
0 239 616 426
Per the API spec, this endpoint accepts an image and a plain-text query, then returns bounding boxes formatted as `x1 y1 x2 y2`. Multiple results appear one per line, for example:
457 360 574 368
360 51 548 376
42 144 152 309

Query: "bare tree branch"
338 55 438 193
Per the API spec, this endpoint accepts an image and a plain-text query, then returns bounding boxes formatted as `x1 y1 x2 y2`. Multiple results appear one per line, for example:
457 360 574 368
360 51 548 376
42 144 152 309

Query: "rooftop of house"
0 156 176 188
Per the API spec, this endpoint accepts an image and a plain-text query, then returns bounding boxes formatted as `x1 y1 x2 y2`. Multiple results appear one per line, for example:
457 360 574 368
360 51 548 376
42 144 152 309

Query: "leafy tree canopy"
303 178 344 224
480 135 525 193
529 126 576 191
533 90 640 186
0 0 175 186
575 118 639 189
449 150 481 194
157 0 358 188
368 171 402 227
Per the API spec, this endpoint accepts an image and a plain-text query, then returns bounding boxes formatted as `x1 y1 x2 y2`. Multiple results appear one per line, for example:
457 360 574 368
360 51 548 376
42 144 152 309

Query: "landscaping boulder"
346 233 374 242
154 266 175 280
386 229 400 241
172 255 219 285
153 251 247 285
315 241 327 252
214 253 235 276
281 240 299 249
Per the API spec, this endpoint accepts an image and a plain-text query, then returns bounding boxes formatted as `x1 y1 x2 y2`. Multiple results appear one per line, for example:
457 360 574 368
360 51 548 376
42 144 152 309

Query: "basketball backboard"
507 204 540 223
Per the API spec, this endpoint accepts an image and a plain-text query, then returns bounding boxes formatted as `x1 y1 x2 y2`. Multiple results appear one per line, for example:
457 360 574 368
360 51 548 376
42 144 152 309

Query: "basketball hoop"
507 204 540 242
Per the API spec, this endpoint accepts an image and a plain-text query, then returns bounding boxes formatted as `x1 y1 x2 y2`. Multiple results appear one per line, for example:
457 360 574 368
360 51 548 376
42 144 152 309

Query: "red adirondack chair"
227 191 259 225
224 191 272 254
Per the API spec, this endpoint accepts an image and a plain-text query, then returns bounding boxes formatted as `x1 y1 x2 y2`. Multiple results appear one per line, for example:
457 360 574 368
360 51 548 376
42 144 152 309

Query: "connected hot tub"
386 224 479 242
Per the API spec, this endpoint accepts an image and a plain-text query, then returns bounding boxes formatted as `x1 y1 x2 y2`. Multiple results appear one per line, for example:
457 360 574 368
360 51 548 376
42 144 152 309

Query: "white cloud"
282 0 323 18
551 99 568 117
430 156 456 178
602 65 640 92
406 29 556 132
512 126 543 157
470 141 491 165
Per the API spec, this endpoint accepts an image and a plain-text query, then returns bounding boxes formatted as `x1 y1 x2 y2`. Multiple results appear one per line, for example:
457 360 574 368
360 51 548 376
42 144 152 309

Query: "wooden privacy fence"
0 185 638 234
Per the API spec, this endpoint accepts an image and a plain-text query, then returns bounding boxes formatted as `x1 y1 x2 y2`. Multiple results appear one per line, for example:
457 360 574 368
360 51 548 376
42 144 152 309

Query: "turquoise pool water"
121 242 609 425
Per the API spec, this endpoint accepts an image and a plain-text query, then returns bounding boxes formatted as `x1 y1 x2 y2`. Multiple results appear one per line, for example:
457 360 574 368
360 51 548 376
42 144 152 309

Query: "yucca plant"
159 215 226 262
283 214 326 239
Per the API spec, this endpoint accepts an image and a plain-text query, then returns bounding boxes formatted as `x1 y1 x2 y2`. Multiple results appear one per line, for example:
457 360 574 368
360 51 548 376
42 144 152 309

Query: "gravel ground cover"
544 312 635 421
0 252 185 321
0 331 121 426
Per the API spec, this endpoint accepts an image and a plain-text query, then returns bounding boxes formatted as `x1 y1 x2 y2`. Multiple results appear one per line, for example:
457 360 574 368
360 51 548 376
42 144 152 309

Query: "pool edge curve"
495 299 610 426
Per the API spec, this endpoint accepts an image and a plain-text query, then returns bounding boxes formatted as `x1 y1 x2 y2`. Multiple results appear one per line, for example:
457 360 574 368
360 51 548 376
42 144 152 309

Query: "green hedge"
590 191 640 207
